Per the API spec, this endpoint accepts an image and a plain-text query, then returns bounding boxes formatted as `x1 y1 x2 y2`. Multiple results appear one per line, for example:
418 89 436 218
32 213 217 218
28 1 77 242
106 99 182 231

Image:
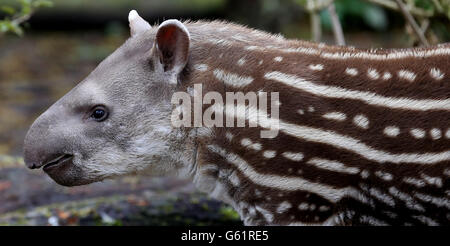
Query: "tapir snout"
24 105 73 169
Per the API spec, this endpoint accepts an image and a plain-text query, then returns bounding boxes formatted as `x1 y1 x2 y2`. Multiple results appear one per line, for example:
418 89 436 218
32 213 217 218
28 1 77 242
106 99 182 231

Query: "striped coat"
183 21 450 225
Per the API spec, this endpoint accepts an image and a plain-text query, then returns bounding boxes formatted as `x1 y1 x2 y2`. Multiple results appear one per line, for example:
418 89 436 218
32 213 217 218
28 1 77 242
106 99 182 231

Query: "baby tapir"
24 10 449 225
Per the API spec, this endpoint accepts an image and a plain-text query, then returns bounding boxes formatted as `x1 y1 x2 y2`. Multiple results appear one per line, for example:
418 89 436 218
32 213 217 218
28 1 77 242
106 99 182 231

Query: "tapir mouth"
42 154 73 172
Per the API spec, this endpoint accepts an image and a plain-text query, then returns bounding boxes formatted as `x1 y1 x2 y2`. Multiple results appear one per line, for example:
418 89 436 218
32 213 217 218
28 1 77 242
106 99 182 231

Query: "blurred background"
0 0 449 225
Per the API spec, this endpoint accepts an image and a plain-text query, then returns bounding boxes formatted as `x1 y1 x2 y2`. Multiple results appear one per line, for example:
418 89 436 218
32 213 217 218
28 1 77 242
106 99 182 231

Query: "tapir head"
23 11 195 186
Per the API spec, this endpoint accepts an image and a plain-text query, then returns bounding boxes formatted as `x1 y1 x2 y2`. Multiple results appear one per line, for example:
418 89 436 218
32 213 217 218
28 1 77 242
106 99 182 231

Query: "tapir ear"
128 10 151 37
153 19 190 74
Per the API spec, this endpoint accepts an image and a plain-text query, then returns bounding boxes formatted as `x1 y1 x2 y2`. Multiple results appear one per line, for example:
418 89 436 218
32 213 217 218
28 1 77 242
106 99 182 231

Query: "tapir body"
24 11 450 225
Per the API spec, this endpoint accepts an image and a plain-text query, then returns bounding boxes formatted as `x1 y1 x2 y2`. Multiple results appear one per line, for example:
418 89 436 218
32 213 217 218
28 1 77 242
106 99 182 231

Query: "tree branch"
306 0 334 12
431 0 444 13
327 1 345 45
306 0 323 42
366 0 434 17
394 0 429 46
11 12 33 26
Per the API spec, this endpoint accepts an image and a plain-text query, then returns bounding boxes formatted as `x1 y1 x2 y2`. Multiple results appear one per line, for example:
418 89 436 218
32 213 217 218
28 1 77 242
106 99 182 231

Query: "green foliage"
295 0 450 43
219 206 240 221
407 0 450 18
0 0 53 36
322 0 388 31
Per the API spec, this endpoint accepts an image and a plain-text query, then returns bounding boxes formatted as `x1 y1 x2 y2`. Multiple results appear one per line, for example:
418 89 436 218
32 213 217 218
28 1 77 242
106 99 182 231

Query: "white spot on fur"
258 60 263 65
398 70 416 82
309 64 324 71
276 201 292 213
345 68 358 76
229 171 240 186
319 206 330 212
384 126 400 137
274 56 283 62
420 173 443 188
367 68 380 80
263 150 276 159
241 138 262 151
375 171 393 181
403 177 426 188
444 168 450 177
410 128 425 139
308 106 315 112
307 158 359 174
240 138 252 147
237 58 246 66
194 64 208 72
382 72 392 80
214 69 253 88
225 132 233 142
430 128 442 140
255 189 262 197
322 112 347 121
282 152 304 161
255 206 274 223
445 129 450 139
430 68 444 80
297 109 305 115
360 170 370 179
353 114 369 129
413 215 439 226
298 203 309 210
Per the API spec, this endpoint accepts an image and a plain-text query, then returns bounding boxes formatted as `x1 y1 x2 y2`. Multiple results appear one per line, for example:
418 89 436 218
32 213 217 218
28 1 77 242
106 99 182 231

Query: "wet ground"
0 158 241 226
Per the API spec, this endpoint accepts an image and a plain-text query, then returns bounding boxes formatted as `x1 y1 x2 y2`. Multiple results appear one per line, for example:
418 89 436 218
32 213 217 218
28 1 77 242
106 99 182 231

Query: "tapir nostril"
25 160 42 169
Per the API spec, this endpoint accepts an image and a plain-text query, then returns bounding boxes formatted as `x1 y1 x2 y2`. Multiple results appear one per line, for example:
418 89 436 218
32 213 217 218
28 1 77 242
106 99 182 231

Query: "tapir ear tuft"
154 19 190 74
128 10 151 37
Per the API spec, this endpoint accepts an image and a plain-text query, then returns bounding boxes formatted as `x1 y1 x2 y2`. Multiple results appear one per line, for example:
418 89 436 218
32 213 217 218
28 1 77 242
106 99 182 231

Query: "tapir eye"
90 106 108 122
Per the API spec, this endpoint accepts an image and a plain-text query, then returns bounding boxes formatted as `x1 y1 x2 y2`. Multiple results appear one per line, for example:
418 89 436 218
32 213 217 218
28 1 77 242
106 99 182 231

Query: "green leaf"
414 0 435 12
20 0 32 6
19 0 32 15
294 0 307 7
0 21 10 33
32 0 54 8
1 6 16 15
362 5 388 31
8 22 24 36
